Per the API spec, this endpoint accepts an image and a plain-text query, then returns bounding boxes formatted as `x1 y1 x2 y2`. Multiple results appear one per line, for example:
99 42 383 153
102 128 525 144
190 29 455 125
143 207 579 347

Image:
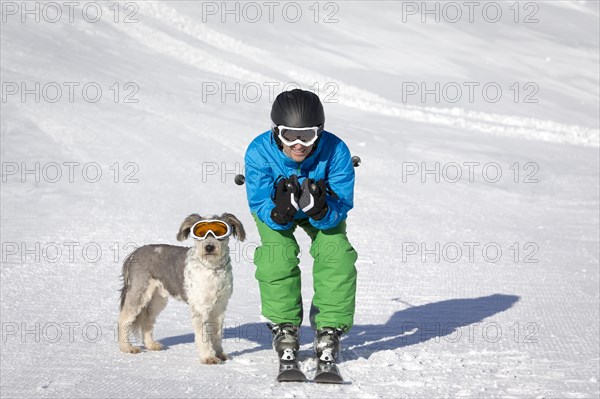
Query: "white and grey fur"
118 213 245 364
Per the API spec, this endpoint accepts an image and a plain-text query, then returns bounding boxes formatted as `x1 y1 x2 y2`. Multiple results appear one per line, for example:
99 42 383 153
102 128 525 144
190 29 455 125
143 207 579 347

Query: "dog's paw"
217 352 228 361
201 356 222 365
120 345 142 354
146 342 164 351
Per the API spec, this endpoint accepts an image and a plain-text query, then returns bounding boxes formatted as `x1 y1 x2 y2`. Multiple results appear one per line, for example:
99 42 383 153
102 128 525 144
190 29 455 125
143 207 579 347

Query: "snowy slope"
1 1 599 398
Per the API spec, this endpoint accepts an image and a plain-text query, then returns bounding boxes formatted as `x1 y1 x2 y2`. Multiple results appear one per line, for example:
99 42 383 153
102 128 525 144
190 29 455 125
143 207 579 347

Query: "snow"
1 1 598 398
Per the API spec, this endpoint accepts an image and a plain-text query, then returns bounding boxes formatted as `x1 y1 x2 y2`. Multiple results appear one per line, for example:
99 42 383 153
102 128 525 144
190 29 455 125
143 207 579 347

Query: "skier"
244 89 358 381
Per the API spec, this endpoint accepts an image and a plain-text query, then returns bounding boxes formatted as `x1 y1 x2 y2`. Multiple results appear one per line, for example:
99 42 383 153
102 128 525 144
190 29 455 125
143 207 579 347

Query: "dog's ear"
177 214 202 242
221 213 246 242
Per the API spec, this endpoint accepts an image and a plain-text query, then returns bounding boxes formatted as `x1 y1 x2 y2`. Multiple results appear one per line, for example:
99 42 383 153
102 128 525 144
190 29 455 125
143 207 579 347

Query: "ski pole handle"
234 174 246 185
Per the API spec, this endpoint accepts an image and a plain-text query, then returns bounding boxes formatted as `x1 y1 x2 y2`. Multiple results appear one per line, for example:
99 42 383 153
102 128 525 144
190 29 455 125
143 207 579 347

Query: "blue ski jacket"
244 130 355 231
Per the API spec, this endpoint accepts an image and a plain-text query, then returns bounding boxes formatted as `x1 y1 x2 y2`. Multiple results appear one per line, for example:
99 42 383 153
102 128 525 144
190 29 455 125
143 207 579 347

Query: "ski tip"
277 370 307 382
314 372 344 384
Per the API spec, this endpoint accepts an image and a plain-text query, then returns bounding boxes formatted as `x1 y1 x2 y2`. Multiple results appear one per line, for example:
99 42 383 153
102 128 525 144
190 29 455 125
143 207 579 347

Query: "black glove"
270 175 300 225
298 178 328 221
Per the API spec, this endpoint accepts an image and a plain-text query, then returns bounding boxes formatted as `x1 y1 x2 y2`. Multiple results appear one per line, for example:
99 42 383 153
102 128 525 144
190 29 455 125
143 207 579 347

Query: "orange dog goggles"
190 220 231 240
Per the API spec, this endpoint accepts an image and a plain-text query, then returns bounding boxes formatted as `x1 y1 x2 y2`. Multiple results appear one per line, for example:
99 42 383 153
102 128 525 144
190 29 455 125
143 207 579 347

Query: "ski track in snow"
117 1 598 148
1 1 599 398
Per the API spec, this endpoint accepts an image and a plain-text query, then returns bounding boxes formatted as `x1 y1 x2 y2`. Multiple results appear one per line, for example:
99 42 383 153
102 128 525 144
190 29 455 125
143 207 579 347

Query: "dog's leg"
119 255 143 354
142 292 168 351
118 280 158 354
213 313 227 361
118 307 142 354
191 310 221 364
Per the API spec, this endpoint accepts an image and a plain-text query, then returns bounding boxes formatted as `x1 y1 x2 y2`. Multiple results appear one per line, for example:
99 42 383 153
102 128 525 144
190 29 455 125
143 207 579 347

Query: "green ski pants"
253 214 358 332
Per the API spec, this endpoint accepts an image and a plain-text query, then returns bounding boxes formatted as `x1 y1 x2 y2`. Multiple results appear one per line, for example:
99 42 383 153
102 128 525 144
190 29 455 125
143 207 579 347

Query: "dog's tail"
119 251 136 310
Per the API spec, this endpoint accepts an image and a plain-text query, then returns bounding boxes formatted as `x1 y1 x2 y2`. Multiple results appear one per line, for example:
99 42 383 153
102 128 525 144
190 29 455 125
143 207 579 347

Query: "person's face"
282 142 314 162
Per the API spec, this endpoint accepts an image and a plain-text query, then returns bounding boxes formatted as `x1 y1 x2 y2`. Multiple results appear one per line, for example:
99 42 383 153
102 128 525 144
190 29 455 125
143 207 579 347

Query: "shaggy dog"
117 213 245 364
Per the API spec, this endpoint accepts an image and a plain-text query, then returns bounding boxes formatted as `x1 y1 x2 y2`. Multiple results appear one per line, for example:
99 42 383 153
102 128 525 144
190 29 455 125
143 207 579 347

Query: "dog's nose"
204 244 215 253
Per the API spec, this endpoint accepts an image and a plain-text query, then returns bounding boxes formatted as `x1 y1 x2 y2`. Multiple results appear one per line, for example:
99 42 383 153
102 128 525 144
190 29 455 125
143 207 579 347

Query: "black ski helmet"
271 89 325 129
271 89 325 150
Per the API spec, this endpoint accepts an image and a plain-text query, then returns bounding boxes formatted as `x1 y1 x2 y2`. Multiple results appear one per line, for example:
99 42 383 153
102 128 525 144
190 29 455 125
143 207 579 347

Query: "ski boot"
313 327 344 383
268 323 306 382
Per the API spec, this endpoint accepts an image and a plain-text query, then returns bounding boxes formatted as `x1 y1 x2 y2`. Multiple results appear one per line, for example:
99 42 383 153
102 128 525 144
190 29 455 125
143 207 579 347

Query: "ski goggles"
190 220 231 240
274 124 323 147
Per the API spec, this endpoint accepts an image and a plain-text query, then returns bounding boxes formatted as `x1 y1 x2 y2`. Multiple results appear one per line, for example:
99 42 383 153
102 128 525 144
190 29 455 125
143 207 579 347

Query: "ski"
314 358 344 384
276 348 307 382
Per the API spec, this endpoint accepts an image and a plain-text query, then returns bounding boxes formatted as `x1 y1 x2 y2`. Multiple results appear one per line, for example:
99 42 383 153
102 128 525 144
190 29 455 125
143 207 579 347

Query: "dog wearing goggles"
118 213 245 364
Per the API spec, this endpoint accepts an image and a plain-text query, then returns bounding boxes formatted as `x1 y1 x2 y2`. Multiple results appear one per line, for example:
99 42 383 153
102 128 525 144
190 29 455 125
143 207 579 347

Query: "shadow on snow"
160 293 519 358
